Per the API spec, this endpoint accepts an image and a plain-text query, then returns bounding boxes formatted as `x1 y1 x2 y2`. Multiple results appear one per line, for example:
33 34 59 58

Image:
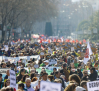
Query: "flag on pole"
83 41 93 64
41 45 44 50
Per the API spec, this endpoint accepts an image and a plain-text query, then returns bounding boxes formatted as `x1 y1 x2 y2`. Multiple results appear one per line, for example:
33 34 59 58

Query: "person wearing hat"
44 60 50 69
0 74 4 89
89 67 98 81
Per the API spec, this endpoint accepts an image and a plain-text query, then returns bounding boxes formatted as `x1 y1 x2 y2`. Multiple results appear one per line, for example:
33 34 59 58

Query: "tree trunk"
8 30 10 41
1 30 5 43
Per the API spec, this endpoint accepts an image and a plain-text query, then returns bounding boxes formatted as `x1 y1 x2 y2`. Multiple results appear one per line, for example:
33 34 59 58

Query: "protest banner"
10 70 16 89
4 45 8 51
0 68 10 74
87 81 99 91
0 55 40 63
40 81 61 91
34 64 39 68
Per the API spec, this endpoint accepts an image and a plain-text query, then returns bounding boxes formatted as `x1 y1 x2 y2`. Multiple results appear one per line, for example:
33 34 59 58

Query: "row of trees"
76 10 99 42
0 0 58 42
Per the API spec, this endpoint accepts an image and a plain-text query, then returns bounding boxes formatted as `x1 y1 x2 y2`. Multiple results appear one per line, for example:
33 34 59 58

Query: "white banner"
10 70 16 89
40 81 61 91
0 68 10 74
87 81 99 91
0 55 40 63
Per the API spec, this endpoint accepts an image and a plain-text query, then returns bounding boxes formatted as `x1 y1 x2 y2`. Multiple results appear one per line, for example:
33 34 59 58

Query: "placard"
34 64 39 68
0 68 10 74
87 81 99 91
71 47 74 51
10 70 16 89
40 81 61 91
40 52 44 56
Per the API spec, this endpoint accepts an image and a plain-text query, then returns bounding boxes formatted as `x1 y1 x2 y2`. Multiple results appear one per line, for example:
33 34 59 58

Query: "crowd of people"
0 40 99 91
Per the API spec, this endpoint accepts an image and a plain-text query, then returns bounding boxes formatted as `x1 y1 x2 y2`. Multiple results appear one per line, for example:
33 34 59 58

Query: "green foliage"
76 20 90 31
77 10 99 42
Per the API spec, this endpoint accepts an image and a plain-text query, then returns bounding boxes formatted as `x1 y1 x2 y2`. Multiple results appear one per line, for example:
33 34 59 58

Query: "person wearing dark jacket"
55 71 65 89
17 69 25 82
0 74 4 89
77 69 83 79
4 70 10 81
89 67 97 81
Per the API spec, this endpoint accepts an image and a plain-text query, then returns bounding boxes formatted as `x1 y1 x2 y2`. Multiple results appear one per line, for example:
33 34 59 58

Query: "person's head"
31 77 38 82
10 63 15 68
41 73 48 81
55 71 60 78
64 82 77 91
2 62 6 68
54 78 62 83
80 81 88 91
25 78 31 87
83 70 88 77
5 86 14 91
4 79 10 87
30 73 35 80
20 69 25 76
62 63 68 69
53 68 57 72
21 74 29 82
30 69 36 73
69 74 81 86
60 75 65 81
18 83 24 90
0 74 2 81
77 68 81 73
48 75 54 82
44 60 49 65
90 67 95 74
6 70 10 76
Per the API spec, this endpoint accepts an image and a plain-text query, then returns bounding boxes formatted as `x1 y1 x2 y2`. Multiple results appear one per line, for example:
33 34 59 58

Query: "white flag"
83 41 93 64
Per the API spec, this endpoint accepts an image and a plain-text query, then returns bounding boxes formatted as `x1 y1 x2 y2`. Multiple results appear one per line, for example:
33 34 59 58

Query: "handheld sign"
87 81 99 91
71 47 74 51
34 64 39 68
10 70 16 89
40 81 61 91
40 52 44 56
0 68 10 74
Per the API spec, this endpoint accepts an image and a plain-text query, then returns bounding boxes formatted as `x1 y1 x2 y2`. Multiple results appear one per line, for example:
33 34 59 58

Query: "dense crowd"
0 40 99 91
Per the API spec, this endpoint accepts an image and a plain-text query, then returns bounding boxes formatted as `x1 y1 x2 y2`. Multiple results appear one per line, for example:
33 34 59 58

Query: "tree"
0 0 58 42
77 10 99 42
